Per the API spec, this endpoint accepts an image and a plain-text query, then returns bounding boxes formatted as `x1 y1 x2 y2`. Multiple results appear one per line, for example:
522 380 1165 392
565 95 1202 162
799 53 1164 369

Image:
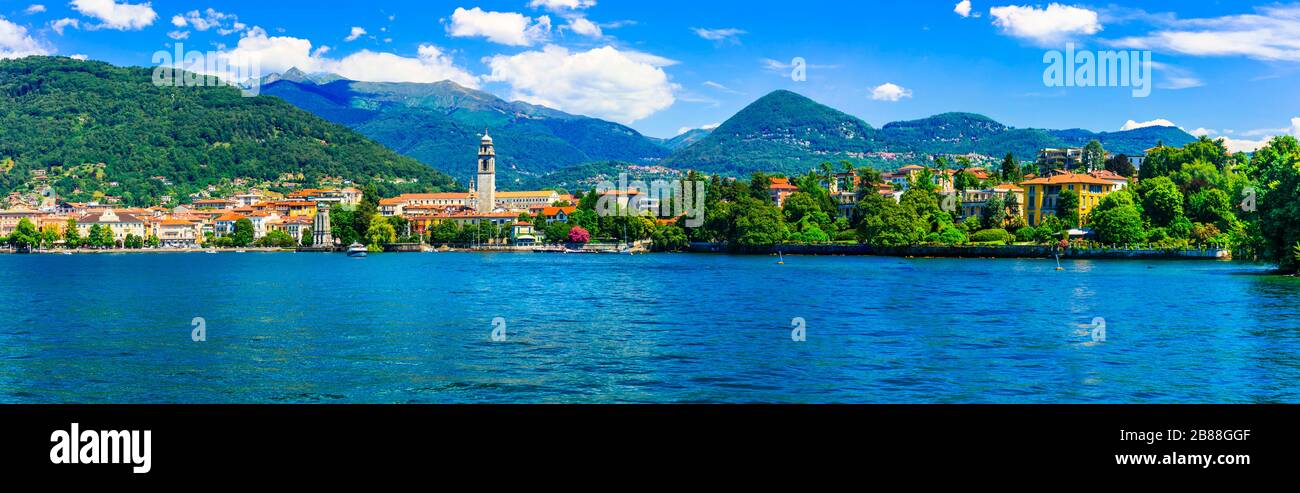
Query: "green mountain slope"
260 76 670 188
660 90 880 175
0 57 457 206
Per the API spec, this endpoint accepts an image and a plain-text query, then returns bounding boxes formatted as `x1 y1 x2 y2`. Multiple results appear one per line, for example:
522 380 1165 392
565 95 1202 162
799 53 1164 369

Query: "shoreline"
2 243 1236 261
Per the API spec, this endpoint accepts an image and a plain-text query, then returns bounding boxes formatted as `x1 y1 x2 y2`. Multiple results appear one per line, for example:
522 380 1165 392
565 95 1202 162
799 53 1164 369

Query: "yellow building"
1020 172 1117 226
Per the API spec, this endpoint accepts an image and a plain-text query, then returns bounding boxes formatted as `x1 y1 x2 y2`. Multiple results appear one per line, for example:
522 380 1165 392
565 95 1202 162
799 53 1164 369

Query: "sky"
2 0 1300 151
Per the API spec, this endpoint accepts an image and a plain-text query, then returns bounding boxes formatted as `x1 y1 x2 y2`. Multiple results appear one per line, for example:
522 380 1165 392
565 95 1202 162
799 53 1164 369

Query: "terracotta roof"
993 183 1024 191
768 178 799 191
1089 170 1128 181
215 212 246 222
78 211 143 224
542 206 577 216
160 219 194 226
1020 172 1113 186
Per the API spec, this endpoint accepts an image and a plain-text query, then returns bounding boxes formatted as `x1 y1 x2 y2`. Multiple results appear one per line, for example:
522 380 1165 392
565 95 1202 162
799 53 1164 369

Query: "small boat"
346 243 368 258
777 251 786 265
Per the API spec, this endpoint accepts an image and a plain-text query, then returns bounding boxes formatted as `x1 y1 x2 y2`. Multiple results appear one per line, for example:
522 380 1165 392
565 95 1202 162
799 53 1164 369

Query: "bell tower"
476 130 496 213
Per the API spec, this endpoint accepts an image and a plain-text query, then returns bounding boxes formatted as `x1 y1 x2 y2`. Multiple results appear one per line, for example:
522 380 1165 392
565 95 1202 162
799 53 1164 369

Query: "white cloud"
0 16 52 59
528 0 595 11
69 53 88 60
989 3 1101 45
25 5 47 15
170 8 244 36
209 27 479 87
565 16 601 37
1110 5 1300 62
70 0 157 31
703 80 740 94
1220 137 1271 153
166 30 189 40
345 26 366 42
447 7 551 47
484 45 676 124
50 17 79 35
1188 128 1215 137
1204 118 1300 153
870 82 913 102
693 27 745 43
954 1 972 18
1120 118 1178 131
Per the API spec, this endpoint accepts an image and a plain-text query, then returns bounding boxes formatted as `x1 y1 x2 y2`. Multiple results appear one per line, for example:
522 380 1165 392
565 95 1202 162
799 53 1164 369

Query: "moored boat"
346 243 368 257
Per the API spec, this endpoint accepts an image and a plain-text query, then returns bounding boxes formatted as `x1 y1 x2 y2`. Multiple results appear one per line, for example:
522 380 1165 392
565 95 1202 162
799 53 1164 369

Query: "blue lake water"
1 252 1298 403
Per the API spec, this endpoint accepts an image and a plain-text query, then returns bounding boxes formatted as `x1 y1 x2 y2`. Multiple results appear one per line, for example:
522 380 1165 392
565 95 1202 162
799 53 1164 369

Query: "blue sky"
3 0 1299 150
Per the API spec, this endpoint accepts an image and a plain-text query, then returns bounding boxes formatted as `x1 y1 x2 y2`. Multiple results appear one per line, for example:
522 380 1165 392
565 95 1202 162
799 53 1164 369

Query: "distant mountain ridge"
662 91 1197 176
257 71 1198 181
260 73 670 188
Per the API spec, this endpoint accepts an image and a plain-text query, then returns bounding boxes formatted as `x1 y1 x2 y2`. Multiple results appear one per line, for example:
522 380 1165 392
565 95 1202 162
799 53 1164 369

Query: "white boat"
346 243 368 257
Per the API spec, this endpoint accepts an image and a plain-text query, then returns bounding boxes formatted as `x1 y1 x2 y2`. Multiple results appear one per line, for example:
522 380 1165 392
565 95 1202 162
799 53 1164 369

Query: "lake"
2 252 1298 403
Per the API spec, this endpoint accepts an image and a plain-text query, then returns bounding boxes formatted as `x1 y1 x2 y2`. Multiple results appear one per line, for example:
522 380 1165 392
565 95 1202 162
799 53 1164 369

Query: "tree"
365 214 396 247
651 225 688 252
1056 190 1080 228
567 226 590 244
231 218 255 247
734 198 788 246
857 200 925 247
1248 136 1300 271
7 218 40 251
1083 140 1106 171
982 193 1007 230
1137 176 1184 228
1000 153 1021 182
1091 191 1145 245
64 218 81 248
1105 154 1137 177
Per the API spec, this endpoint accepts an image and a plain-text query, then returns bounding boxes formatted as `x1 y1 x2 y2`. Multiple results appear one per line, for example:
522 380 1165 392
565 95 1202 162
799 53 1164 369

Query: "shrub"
969 228 1012 244
1015 227 1036 243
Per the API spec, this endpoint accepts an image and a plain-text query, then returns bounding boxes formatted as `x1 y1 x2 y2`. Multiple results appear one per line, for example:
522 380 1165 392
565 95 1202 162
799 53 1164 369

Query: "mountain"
260 75 670 188
660 90 880 175
663 91 1197 176
0 57 457 206
659 127 714 150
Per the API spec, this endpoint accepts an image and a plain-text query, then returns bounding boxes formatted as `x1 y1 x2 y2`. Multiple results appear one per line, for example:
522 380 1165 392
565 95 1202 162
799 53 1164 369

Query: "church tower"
476 130 496 213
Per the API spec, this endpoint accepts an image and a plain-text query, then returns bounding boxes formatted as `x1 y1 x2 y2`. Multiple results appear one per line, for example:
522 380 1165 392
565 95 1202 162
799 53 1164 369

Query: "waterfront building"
214 212 246 237
77 209 146 243
0 209 47 237
512 222 538 246
1020 172 1118 226
157 219 200 248
542 206 577 224
247 211 282 239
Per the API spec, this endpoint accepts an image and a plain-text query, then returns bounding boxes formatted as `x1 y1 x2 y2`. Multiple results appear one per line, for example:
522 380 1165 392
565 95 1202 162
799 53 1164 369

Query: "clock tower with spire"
476 130 496 213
